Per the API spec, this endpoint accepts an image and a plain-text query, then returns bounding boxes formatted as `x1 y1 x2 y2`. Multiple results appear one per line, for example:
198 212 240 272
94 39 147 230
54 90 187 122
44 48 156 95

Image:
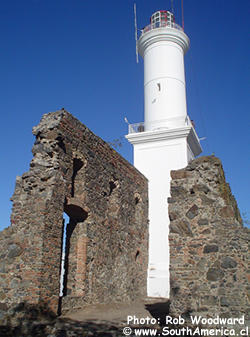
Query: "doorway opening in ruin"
58 203 88 315
59 213 69 297
58 212 69 315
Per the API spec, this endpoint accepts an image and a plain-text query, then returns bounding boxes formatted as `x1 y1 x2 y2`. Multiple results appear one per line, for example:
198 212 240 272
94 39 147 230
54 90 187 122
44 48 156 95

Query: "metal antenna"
134 3 139 64
181 0 184 29
171 0 174 14
124 117 130 124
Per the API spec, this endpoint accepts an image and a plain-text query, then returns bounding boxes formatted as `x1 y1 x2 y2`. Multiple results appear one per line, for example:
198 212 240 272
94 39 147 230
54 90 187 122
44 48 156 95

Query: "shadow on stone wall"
0 302 124 337
1 300 200 337
145 301 170 326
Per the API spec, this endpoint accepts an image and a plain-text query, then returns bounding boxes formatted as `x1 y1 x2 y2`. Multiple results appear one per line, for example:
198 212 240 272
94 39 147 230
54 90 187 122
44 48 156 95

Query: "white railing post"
128 122 145 134
141 22 183 36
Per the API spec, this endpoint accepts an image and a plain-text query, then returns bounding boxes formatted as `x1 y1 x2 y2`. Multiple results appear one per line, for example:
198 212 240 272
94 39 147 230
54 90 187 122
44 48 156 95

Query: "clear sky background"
0 0 249 231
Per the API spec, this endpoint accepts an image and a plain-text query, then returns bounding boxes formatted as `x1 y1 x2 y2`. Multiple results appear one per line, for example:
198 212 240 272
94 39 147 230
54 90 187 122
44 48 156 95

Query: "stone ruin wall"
0 110 148 315
0 108 249 328
169 156 249 324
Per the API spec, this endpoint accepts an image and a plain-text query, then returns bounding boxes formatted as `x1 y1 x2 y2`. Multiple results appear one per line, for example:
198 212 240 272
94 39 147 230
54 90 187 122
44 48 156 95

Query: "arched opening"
58 204 88 315
58 157 88 315
63 203 88 295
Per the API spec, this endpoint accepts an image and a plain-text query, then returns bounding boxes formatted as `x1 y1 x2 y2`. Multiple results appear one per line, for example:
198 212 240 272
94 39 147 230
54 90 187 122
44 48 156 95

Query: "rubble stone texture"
169 156 249 323
0 110 249 335
0 110 148 315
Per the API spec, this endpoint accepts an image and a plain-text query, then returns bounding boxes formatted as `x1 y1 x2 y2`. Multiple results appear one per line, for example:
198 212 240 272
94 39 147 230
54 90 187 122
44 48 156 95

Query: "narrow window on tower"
157 83 161 91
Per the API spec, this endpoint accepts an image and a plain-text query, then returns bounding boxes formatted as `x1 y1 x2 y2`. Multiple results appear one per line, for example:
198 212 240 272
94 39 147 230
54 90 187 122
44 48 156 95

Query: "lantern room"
150 10 175 27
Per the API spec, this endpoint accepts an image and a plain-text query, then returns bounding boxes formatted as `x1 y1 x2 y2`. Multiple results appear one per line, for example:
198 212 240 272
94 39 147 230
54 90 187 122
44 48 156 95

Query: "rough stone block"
186 204 199 219
203 244 219 254
169 156 248 322
221 257 237 269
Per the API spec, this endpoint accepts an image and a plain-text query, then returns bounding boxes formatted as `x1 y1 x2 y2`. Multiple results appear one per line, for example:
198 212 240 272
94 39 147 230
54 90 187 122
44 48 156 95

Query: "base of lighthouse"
126 124 202 298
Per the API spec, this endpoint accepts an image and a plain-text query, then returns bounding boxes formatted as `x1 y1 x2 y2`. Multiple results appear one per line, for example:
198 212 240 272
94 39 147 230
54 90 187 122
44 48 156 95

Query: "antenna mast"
181 0 184 29
171 0 174 14
134 3 139 64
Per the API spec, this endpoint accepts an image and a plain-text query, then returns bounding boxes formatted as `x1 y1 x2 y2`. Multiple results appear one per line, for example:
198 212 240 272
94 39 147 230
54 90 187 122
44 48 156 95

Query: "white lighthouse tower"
126 10 202 298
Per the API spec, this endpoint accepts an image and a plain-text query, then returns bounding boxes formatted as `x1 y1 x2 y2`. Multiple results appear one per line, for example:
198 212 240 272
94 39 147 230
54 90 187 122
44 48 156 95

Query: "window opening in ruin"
56 135 66 153
135 250 140 261
109 181 117 196
71 158 83 197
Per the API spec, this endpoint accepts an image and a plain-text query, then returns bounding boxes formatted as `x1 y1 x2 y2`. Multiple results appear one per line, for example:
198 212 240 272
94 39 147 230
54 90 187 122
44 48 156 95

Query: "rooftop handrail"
141 21 183 36
128 122 145 134
186 116 200 142
128 116 199 139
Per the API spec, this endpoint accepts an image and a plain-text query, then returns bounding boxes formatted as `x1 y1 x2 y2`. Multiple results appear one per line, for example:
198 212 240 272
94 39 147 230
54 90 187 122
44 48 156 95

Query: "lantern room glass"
150 11 175 27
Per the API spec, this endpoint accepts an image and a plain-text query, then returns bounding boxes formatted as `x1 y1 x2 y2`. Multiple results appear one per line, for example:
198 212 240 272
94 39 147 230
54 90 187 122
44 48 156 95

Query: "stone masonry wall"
0 110 148 315
169 156 249 325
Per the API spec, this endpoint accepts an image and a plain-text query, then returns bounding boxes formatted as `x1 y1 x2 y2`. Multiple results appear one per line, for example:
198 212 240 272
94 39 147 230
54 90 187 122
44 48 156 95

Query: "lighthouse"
126 10 202 298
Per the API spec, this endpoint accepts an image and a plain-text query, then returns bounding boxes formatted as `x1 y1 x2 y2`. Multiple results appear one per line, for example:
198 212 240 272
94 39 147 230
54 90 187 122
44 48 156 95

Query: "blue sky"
0 0 249 230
